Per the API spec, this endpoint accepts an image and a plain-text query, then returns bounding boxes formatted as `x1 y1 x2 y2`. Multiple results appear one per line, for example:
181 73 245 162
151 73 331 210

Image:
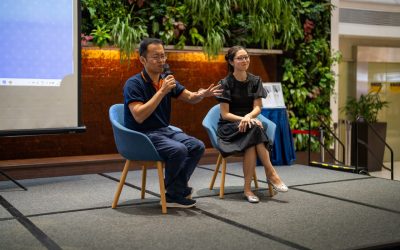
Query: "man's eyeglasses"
148 54 167 61
234 55 250 62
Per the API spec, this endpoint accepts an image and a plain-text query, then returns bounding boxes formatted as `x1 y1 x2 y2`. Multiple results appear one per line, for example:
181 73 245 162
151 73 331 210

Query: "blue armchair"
109 104 181 214
202 104 276 198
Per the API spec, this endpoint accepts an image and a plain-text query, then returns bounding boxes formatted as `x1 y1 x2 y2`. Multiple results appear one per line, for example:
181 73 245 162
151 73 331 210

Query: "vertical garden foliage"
185 0 302 56
282 0 340 151
81 0 129 38
81 0 303 58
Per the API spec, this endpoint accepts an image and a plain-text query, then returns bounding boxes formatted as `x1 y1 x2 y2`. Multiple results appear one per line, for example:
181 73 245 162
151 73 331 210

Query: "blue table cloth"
261 108 296 165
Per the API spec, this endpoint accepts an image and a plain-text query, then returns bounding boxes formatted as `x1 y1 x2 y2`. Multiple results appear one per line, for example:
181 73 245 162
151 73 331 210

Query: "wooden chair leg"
141 166 147 199
157 161 167 214
268 182 275 197
219 158 227 199
112 160 130 208
209 153 222 190
253 170 259 189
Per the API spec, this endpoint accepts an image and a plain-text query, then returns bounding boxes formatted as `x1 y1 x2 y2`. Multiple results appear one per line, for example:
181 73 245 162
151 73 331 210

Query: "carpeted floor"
1 163 400 250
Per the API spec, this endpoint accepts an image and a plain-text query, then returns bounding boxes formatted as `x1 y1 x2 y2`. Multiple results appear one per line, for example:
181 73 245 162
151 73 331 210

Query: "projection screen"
0 0 85 136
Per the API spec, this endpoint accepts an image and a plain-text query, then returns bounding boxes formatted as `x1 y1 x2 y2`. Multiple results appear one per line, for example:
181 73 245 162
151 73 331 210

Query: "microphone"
163 63 176 96
163 64 173 78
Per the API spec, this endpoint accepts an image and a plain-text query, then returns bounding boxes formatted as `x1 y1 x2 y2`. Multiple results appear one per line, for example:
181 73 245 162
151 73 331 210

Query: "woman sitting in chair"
216 46 288 203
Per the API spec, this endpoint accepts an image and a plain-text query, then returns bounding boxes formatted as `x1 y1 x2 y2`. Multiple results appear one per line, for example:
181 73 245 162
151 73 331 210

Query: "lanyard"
141 71 163 91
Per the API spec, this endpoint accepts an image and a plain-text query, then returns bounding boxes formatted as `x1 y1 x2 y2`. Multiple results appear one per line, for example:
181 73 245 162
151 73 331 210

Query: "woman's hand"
238 114 255 132
238 115 263 132
253 119 263 129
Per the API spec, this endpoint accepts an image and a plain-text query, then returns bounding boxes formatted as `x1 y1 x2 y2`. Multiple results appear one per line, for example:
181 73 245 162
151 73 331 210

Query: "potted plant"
342 90 389 172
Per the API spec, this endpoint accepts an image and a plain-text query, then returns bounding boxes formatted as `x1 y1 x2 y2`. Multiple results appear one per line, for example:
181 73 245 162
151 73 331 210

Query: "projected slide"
0 0 73 87
0 0 83 135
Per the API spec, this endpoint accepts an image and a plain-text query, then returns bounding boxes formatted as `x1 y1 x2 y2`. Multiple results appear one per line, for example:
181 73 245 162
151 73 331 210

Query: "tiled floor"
1 163 400 250
369 161 400 181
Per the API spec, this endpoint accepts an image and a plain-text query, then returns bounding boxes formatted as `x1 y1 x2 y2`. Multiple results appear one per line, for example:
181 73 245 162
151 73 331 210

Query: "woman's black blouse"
216 73 267 118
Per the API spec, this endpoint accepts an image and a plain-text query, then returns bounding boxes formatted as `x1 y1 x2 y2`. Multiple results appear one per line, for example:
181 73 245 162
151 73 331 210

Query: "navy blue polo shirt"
123 69 185 131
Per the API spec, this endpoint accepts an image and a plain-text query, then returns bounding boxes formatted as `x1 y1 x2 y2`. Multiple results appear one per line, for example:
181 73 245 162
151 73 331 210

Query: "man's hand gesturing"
196 84 223 98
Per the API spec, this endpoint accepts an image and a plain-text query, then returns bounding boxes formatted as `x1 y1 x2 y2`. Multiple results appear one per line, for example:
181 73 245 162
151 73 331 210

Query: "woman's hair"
225 46 247 73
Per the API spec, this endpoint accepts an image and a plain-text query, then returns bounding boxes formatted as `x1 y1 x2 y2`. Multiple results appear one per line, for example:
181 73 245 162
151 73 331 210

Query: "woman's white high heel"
267 180 289 192
244 194 260 203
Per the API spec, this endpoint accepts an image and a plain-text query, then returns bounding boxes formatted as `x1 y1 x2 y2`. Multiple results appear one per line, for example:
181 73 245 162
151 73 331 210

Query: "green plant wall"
81 0 303 57
282 0 340 151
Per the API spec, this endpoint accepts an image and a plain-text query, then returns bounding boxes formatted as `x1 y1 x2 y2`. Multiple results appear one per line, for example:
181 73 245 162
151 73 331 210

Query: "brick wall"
0 47 277 160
